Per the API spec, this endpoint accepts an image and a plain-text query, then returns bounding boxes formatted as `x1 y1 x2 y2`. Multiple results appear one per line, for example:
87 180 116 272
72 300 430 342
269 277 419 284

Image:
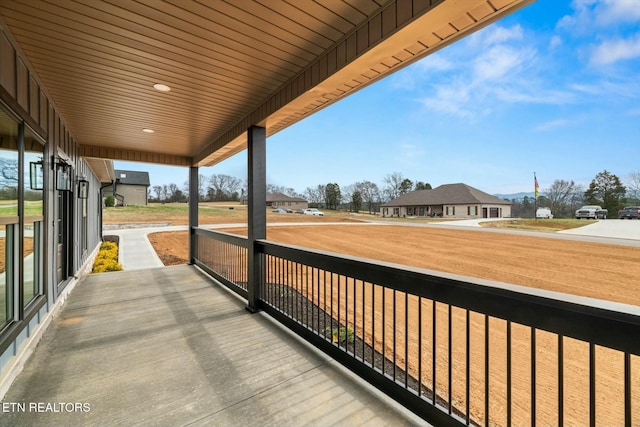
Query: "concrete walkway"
105 222 382 271
106 226 186 270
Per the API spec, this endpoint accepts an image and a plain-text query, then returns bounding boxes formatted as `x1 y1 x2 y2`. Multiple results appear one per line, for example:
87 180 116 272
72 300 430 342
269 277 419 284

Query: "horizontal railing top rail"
194 227 248 247
257 239 640 356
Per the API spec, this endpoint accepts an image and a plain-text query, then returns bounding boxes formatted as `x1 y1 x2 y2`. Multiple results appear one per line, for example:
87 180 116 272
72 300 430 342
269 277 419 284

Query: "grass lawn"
103 202 590 232
479 218 587 231
103 203 248 225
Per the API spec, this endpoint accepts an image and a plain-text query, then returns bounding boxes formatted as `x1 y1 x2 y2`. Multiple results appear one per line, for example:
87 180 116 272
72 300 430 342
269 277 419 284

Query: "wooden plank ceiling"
0 0 533 168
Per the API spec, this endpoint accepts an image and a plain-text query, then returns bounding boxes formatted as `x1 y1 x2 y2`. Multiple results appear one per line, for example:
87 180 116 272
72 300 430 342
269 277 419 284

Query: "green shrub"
104 195 115 207
92 240 122 273
325 326 355 344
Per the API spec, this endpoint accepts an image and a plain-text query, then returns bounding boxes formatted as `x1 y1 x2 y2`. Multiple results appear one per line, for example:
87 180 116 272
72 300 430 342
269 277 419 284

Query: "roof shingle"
381 183 510 207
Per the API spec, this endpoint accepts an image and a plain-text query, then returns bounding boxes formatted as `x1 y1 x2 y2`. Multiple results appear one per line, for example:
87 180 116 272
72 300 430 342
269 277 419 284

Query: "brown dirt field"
0 237 34 273
148 225 640 427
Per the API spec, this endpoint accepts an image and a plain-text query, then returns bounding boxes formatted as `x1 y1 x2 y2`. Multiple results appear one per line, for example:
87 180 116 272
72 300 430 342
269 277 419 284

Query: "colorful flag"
534 174 539 198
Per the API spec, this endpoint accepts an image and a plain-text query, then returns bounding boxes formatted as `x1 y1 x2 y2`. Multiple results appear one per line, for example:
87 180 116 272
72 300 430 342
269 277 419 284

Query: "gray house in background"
103 170 150 206
380 183 512 219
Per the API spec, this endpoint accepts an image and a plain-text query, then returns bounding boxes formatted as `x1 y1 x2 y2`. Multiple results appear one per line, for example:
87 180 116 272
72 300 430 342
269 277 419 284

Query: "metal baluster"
590 343 596 427
531 328 536 427
449 304 453 415
485 315 490 427
625 352 631 427
558 335 564 427
419 296 423 398
405 292 409 388
507 321 512 427
466 309 470 425
433 300 437 405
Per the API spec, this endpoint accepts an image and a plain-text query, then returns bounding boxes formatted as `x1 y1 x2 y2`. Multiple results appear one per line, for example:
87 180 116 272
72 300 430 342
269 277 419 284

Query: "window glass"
0 111 19 327
23 127 44 306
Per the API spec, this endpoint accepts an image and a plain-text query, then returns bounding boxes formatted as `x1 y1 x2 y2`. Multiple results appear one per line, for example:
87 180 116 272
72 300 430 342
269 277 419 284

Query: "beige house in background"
267 193 308 210
103 170 150 206
241 192 308 210
380 183 512 219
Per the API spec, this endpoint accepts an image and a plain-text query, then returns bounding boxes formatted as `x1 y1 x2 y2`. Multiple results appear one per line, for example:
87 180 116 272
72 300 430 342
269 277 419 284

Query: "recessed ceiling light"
153 83 171 92
142 128 154 133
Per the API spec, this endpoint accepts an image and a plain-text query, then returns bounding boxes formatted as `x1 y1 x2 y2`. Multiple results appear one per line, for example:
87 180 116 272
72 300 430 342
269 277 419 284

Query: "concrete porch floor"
1 265 425 426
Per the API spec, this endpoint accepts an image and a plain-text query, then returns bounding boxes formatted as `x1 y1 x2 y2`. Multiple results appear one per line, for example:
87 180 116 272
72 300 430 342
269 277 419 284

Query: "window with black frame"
24 127 44 307
0 111 19 329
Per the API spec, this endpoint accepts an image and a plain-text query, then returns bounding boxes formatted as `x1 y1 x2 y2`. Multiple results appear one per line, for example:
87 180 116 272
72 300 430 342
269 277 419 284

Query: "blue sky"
117 0 640 196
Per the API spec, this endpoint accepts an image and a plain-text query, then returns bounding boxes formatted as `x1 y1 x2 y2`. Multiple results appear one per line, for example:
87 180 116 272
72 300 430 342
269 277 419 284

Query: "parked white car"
303 208 324 216
536 207 553 219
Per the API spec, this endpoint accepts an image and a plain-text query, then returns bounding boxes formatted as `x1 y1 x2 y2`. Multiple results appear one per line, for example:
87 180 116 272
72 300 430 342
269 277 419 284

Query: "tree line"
148 171 433 210
148 169 640 218
512 170 639 218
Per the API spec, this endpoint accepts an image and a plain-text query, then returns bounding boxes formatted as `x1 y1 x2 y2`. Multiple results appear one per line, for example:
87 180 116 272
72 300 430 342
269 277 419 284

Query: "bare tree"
382 172 405 201
152 185 162 201
161 184 169 202
355 180 380 214
267 184 300 197
545 179 581 218
304 185 325 207
627 171 640 204
198 174 208 201
168 183 179 202
208 174 242 201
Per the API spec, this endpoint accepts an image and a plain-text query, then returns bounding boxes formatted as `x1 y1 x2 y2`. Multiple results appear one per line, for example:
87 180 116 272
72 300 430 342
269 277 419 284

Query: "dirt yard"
150 225 640 305
148 224 640 427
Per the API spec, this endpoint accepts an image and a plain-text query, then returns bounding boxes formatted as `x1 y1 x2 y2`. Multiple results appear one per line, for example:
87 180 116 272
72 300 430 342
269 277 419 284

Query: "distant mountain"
493 192 540 200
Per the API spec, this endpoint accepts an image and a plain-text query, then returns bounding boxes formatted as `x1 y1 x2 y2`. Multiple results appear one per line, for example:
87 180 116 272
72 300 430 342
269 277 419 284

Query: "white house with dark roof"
380 183 512 219
103 170 151 206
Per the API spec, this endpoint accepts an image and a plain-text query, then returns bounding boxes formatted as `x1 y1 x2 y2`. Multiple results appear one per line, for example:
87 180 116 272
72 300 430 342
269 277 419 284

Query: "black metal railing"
193 228 248 298
194 227 640 427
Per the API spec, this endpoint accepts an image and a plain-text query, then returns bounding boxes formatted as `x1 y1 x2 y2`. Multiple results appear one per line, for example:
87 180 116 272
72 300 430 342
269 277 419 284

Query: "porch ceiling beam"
80 144 191 167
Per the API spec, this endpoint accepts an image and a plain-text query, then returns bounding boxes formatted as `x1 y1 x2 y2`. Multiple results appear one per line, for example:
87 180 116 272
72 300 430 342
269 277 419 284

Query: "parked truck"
618 206 640 219
575 205 608 220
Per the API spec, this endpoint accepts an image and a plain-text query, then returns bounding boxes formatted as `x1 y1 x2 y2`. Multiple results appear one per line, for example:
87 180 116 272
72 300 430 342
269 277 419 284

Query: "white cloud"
413 24 572 117
392 143 426 167
549 35 563 50
416 55 454 72
494 87 575 104
481 24 524 46
534 119 571 131
420 82 473 117
590 33 640 65
571 79 640 98
391 55 453 90
559 0 640 31
472 44 534 82
595 0 640 26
